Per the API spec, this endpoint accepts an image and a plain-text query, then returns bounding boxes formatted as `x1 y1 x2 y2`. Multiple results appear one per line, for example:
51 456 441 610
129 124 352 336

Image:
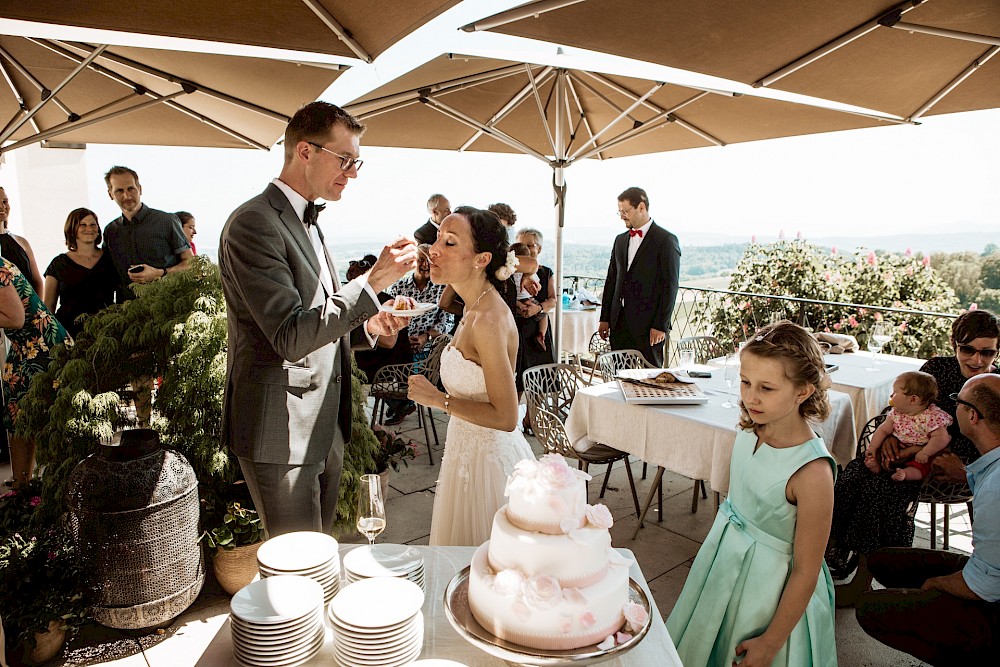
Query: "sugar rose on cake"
468 453 639 651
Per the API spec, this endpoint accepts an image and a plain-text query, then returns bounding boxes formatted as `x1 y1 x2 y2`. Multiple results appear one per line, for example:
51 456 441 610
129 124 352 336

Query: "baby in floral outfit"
865 370 953 482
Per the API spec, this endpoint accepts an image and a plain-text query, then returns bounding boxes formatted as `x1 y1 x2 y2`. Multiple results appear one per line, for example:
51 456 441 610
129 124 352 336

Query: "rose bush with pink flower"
692 237 957 358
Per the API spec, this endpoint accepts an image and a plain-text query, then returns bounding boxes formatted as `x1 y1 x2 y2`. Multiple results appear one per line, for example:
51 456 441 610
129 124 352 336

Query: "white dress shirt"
273 179 378 344
627 219 653 270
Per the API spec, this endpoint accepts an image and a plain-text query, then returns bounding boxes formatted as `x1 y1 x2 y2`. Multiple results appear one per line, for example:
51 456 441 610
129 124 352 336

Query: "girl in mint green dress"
668 321 837 667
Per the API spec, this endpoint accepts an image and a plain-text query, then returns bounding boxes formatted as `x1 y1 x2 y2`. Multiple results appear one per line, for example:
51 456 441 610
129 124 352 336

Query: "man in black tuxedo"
598 187 681 367
413 194 450 244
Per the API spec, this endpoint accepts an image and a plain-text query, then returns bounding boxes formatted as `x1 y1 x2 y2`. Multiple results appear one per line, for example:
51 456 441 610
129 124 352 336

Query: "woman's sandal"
522 416 534 437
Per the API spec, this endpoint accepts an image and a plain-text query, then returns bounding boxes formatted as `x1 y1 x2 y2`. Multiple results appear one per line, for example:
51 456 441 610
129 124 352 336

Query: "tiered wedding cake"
468 454 632 650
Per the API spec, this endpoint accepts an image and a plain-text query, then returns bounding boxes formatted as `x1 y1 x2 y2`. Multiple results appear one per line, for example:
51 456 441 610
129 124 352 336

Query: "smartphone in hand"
128 265 143 274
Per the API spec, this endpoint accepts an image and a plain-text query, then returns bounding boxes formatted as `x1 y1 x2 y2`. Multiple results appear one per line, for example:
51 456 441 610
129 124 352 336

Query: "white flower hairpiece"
495 250 518 281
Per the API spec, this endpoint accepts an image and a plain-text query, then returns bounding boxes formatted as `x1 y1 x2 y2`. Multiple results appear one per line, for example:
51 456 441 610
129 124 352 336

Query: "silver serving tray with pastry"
616 369 709 405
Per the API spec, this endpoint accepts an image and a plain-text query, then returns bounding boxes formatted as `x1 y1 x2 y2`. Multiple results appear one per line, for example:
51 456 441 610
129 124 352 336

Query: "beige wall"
2 143 90 278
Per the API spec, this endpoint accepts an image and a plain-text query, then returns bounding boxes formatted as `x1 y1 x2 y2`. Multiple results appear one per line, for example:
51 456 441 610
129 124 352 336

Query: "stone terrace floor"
3 399 967 666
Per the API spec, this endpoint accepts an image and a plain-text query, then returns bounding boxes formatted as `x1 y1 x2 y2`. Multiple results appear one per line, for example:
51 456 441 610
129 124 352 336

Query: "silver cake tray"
443 566 652 667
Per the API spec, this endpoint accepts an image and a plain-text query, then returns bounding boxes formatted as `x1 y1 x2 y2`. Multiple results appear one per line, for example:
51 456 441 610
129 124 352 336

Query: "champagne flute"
357 474 386 546
865 323 886 372
722 354 738 409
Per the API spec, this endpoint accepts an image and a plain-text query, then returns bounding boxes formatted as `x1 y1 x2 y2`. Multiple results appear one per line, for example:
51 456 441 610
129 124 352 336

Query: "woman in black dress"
0 186 44 296
513 228 556 402
43 208 119 337
830 310 1000 604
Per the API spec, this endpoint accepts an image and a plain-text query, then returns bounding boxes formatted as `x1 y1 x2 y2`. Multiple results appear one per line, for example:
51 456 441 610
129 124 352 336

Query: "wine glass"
865 322 887 372
873 320 893 354
722 355 738 409
356 474 386 546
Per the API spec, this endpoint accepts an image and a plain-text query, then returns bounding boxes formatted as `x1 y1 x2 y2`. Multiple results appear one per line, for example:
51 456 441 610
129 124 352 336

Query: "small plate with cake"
379 296 437 317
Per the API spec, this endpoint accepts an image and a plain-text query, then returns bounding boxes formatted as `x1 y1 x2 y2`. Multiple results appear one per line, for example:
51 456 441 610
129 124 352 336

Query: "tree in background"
931 251 983 306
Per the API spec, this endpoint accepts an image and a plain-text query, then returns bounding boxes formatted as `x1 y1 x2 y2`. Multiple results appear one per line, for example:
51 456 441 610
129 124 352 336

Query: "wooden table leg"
631 466 666 540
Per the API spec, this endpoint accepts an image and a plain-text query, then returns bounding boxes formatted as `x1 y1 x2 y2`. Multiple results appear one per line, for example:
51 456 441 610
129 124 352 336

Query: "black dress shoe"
384 403 416 426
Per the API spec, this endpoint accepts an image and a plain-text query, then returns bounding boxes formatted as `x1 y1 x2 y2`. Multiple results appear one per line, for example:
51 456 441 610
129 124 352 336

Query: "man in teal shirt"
857 373 1000 663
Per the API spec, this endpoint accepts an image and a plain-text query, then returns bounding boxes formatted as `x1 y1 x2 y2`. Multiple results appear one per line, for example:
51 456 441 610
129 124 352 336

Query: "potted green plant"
369 426 417 496
0 527 92 665
201 496 263 595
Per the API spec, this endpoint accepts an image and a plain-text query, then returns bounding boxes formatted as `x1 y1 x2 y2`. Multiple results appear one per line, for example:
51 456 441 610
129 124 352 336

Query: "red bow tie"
629 228 643 238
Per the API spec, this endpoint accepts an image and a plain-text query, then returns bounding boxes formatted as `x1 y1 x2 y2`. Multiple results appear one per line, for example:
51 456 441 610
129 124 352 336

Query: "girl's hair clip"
755 335 765 342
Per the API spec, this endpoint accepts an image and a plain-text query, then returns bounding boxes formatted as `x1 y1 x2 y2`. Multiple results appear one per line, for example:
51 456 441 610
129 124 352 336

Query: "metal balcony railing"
561 275 959 365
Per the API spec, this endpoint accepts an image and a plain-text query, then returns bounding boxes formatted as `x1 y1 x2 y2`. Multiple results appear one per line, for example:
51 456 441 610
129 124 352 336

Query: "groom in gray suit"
219 102 414 538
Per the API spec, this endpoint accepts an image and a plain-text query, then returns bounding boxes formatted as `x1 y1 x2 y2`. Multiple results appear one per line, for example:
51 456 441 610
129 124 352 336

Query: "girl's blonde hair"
737 320 831 430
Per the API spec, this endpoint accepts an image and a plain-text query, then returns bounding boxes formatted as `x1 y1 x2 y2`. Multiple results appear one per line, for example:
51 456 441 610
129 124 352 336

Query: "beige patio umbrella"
0 0 460 63
0 34 344 153
466 0 1000 121
344 53 899 352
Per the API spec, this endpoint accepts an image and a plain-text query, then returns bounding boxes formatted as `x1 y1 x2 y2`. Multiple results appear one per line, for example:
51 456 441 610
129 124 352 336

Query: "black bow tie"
304 201 326 227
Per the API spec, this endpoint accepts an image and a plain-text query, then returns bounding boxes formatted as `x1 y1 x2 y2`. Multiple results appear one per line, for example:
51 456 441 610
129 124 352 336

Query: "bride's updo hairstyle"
737 319 831 430
453 205 516 308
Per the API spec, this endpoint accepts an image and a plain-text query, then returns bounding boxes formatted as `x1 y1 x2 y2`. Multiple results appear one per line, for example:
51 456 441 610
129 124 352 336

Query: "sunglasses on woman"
956 344 999 360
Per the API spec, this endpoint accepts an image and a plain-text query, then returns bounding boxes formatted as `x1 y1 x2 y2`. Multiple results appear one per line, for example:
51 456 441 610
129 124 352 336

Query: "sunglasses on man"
950 392 984 419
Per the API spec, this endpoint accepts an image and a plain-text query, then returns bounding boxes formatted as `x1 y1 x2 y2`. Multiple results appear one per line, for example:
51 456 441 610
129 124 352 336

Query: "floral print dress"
1 259 72 430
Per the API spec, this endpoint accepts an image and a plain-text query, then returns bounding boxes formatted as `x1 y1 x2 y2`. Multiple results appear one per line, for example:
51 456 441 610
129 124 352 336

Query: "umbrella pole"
553 69 568 363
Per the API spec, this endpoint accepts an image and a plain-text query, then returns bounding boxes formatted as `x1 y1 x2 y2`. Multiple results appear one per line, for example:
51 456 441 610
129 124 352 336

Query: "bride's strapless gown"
429 345 535 547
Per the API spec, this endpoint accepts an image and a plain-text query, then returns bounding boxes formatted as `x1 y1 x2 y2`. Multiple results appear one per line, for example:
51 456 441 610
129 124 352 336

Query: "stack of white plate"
230 575 325 667
343 543 425 590
329 577 425 667
257 531 341 603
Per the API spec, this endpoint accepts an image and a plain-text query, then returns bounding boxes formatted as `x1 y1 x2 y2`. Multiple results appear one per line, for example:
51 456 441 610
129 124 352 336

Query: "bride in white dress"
407 206 535 547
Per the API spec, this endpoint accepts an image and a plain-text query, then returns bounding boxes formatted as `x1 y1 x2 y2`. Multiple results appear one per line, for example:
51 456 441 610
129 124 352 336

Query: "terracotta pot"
211 541 262 595
25 620 66 666
378 469 390 499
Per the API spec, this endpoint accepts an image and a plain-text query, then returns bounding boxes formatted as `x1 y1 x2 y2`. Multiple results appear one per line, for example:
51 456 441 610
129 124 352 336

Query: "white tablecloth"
565 373 857 494
196 546 682 667
560 308 602 356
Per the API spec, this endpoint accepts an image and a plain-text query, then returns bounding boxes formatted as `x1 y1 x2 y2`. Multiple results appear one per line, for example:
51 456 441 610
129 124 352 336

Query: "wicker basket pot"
67 429 204 630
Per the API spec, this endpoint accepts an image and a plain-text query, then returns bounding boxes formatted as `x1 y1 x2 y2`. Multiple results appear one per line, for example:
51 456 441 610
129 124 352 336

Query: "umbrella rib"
0 45 75 117
528 64 559 155
564 76 663 162
0 90 188 155
0 61 42 138
0 44 105 144
161 99 269 150
908 45 1000 121
30 39 268 150
54 40 290 122
891 22 1000 48
457 65 555 152
564 75 599 159
461 0 587 32
754 0 921 88
301 0 372 63
345 63 529 116
420 96 551 162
